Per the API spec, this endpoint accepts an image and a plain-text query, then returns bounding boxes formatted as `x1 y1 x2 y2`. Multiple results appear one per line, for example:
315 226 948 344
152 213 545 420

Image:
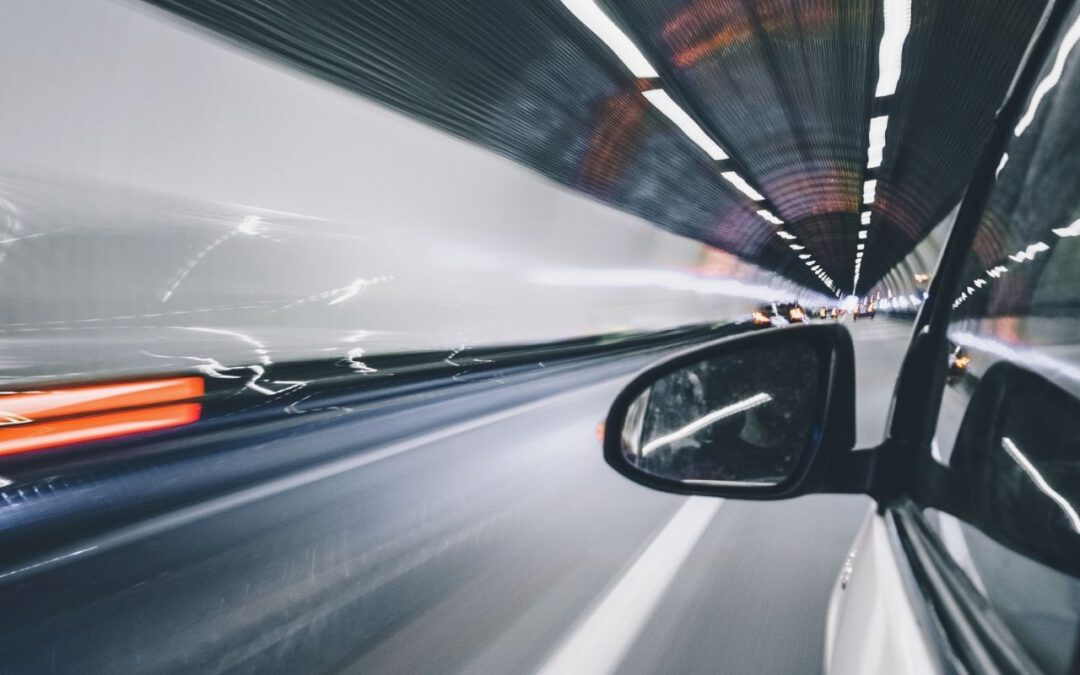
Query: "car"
602 8 1080 673
772 302 807 324
751 303 790 328
852 303 875 320
945 343 971 386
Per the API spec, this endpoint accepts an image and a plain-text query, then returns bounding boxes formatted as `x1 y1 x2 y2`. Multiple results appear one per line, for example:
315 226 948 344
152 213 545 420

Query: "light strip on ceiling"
643 89 729 160
559 0 658 78
757 209 783 225
562 0 837 298
876 0 912 97
1052 218 1080 238
863 180 877 204
867 115 889 168
861 211 871 225
721 171 763 200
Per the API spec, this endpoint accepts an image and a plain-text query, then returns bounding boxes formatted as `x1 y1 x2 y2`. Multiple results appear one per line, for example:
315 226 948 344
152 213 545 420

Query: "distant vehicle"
751 303 789 328
852 303 875 320
817 307 829 319
946 344 971 386
777 303 807 324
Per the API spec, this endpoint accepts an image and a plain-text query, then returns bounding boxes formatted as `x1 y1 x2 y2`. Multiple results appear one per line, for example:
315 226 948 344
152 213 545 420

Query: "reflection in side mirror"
620 341 818 487
947 361 1080 576
604 324 856 499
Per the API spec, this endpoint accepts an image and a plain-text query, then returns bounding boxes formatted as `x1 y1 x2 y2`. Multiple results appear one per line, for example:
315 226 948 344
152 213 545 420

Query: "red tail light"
0 377 203 456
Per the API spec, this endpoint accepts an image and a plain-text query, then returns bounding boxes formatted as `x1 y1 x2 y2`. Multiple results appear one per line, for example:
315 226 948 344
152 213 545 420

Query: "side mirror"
604 324 856 498
946 361 1080 576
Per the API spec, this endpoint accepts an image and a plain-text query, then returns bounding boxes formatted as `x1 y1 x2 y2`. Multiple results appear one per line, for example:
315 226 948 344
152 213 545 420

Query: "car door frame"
854 0 1080 671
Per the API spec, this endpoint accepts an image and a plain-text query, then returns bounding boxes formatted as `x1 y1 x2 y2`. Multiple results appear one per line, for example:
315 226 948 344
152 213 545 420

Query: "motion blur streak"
0 403 201 456
0 376 203 454
640 393 772 457
0 377 204 420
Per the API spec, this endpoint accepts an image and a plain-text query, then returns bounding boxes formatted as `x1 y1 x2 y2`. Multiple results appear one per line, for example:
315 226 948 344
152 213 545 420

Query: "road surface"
0 319 911 675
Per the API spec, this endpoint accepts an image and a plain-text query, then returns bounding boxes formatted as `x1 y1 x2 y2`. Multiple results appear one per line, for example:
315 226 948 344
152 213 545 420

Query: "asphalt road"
0 318 912 675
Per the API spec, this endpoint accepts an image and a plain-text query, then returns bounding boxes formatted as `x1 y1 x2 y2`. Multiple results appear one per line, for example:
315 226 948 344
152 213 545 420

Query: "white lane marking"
534 496 723 675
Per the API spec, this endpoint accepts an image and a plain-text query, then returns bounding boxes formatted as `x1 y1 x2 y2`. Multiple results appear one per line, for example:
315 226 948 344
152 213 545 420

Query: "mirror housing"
603 324 857 499
942 361 1080 577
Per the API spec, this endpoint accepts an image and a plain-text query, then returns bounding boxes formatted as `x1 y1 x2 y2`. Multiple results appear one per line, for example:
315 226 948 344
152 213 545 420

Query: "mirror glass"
620 342 819 486
947 363 1080 575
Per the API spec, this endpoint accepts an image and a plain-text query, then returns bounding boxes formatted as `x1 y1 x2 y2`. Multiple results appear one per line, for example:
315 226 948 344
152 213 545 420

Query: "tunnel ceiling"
147 0 1047 296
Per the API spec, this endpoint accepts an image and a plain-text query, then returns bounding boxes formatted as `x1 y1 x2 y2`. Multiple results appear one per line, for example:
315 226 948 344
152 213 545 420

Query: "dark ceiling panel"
607 0 874 283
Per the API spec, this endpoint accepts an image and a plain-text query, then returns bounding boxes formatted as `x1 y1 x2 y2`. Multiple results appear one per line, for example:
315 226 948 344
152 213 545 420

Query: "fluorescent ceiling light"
1015 14 1080 136
867 115 889 168
643 89 728 160
861 211 871 225
857 243 865 251
757 209 783 225
560 0 658 78
996 153 1009 177
858 230 868 239
1052 218 1080 238
876 0 912 97
722 171 763 200
777 230 796 240
790 244 805 250
863 180 877 204
799 254 811 259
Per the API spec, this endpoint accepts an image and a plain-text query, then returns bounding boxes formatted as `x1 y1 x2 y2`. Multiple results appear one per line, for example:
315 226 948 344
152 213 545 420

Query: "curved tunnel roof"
147 0 1047 295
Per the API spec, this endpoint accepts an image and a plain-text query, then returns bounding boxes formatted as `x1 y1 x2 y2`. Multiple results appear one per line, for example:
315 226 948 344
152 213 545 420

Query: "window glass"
926 7 1080 672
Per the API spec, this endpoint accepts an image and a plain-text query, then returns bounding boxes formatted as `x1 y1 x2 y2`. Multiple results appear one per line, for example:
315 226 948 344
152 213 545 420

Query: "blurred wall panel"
0 0 807 383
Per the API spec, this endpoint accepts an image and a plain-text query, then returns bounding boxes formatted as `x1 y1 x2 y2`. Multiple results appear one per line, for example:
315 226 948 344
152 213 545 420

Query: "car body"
603 5 1080 672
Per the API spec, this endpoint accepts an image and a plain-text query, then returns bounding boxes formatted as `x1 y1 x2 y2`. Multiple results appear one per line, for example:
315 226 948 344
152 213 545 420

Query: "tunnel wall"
0 0 819 383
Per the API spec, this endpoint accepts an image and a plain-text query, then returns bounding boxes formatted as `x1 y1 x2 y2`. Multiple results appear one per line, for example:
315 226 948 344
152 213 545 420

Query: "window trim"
887 501 1045 674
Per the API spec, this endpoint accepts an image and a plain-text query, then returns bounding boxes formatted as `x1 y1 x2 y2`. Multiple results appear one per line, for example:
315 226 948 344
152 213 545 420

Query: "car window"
924 6 1080 672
